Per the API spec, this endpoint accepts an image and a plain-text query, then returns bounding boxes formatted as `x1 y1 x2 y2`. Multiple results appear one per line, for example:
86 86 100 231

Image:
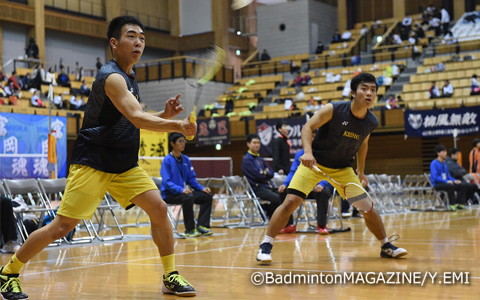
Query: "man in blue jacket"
242 134 281 220
161 132 213 237
430 144 466 210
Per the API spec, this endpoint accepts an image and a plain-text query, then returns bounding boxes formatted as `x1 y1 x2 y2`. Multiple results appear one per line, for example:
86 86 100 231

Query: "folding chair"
366 174 393 213
37 178 95 244
2 178 58 244
205 177 231 227
381 174 409 210
149 176 185 238
89 192 125 241
222 176 268 228
409 174 449 212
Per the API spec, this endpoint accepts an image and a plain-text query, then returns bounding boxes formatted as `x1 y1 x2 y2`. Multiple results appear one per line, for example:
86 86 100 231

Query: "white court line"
29 228 478 267
28 235 263 265
23 240 293 276
24 233 478 278
22 209 480 276
402 215 480 227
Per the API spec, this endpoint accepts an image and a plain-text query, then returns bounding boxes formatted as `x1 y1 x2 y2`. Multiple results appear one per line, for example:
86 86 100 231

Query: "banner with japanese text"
255 116 307 157
0 113 67 178
196 117 230 147
404 106 480 137
138 129 168 176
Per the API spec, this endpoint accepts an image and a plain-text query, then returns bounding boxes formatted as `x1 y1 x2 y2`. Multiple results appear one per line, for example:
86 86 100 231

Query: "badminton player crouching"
256 73 408 264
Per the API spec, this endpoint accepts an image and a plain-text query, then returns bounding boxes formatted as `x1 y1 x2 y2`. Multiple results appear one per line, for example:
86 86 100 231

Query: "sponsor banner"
138 129 168 176
0 113 67 178
196 117 230 147
255 116 307 156
404 106 480 137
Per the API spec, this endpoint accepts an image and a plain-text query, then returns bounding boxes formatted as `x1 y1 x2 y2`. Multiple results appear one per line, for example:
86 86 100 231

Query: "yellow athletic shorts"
288 163 366 203
57 164 158 220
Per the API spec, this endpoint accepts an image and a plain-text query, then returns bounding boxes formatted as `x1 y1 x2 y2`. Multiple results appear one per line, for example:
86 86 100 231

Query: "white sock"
261 235 275 245
380 237 388 246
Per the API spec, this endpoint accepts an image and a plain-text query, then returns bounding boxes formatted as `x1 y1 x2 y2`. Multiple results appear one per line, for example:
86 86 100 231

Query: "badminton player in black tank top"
0 16 197 298
256 73 408 265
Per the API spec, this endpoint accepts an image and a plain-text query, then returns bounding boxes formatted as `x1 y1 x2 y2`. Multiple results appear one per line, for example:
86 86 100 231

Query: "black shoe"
380 236 408 258
256 242 273 264
0 268 28 300
162 271 196 297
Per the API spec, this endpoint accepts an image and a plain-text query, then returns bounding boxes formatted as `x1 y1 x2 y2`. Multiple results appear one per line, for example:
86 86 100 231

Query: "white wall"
256 0 310 57
141 46 174 62
1 22 29 74
308 0 337 52
44 29 105 73
256 0 337 58
179 0 212 36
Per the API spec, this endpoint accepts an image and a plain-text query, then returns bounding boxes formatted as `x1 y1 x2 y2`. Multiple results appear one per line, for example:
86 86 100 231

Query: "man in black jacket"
272 121 291 175
446 148 479 203
242 134 281 219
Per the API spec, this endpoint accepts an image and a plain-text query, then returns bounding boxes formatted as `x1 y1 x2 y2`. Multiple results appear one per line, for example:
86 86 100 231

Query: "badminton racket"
311 165 373 205
186 45 226 140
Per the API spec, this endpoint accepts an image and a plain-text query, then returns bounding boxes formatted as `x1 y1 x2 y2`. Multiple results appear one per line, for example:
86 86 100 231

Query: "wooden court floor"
1 206 479 300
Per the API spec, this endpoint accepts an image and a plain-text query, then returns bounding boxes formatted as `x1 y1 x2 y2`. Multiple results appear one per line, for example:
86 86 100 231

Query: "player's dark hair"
350 73 378 100
107 15 144 40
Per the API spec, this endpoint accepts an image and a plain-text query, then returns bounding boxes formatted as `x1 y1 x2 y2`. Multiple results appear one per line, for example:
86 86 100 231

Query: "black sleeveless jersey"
71 60 140 173
313 101 378 168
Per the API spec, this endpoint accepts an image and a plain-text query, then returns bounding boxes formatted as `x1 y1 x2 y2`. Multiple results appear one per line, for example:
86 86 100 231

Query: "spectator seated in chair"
30 90 46 108
160 132 214 237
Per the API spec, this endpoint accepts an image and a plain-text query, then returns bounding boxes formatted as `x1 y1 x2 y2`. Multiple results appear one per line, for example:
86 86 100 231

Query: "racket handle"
186 111 197 140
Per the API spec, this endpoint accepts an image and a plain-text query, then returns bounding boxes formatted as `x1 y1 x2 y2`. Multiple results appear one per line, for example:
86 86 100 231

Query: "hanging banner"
196 117 230 147
255 116 307 156
138 129 168 176
0 113 67 178
404 106 480 137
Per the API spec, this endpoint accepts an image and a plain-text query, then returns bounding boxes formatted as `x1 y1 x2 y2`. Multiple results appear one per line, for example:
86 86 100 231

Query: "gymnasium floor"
1 206 479 300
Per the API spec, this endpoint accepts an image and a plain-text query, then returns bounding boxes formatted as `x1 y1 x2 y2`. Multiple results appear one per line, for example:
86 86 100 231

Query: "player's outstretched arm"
105 74 196 136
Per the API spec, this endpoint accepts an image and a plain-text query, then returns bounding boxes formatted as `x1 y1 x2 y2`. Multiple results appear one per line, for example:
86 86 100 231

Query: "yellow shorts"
57 164 158 220
288 163 366 203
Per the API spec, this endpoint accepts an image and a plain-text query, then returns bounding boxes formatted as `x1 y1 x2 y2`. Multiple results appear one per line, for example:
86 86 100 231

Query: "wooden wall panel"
0 2 35 26
45 10 106 38
160 63 172 79
405 0 444 15
173 60 183 78
147 65 159 81
354 0 393 23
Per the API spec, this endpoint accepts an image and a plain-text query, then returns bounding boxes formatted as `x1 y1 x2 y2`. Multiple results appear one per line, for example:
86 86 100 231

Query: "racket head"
190 45 226 88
